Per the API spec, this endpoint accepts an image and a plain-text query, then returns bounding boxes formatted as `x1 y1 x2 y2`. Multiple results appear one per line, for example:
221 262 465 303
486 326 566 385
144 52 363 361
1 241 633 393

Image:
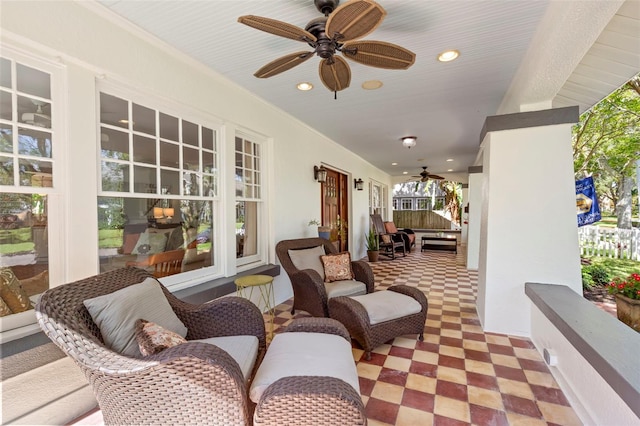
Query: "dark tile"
461 331 486 342
502 394 543 418
361 352 387 366
466 372 500 391
358 377 376 396
378 367 408 387
438 354 466 370
441 322 463 331
416 341 440 353
461 317 481 326
509 337 536 349
433 414 471 426
469 404 510 426
436 380 468 402
487 343 515 356
463 349 492 363
364 397 399 425
425 326 442 336
389 346 415 359
442 309 461 317
402 388 435 412
440 336 464 348
518 358 549 373
409 360 438 378
494 365 527 382
529 384 570 406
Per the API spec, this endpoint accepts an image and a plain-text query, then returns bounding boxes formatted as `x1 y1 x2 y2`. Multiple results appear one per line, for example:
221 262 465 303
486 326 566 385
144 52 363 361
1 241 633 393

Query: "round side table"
234 274 275 342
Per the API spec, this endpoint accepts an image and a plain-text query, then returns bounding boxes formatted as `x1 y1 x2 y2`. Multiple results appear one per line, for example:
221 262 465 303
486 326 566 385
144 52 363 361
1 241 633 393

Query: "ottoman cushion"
350 290 422 325
249 332 359 403
195 335 259 381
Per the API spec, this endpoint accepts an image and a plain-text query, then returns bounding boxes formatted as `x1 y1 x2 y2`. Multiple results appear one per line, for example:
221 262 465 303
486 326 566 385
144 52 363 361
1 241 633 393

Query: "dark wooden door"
322 169 348 251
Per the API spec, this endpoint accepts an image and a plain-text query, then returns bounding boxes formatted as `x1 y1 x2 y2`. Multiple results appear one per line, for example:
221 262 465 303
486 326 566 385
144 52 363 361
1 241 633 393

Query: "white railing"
578 226 640 260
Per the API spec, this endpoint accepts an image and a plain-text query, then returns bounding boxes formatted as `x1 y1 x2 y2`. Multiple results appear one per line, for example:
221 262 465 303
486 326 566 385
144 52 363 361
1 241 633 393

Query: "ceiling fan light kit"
238 0 416 96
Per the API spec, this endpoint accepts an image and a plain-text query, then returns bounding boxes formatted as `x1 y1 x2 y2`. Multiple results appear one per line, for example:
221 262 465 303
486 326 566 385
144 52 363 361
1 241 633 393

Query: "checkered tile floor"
272 247 582 426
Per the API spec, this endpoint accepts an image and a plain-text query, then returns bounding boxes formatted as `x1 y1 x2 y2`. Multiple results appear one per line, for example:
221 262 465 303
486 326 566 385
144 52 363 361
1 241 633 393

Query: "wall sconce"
354 178 364 191
314 165 328 183
153 207 174 223
401 136 417 149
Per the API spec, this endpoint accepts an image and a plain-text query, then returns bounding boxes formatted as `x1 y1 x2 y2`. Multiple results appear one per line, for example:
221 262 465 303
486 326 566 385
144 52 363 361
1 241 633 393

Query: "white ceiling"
95 0 639 184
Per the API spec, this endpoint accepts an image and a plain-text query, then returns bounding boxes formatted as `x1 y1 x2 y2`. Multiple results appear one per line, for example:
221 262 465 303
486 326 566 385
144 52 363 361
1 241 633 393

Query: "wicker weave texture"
36 267 266 426
276 238 374 317
328 285 428 360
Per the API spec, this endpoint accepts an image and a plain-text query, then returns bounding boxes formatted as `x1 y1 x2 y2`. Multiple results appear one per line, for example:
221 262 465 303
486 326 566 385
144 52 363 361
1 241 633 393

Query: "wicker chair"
370 214 406 259
36 267 266 426
275 238 374 317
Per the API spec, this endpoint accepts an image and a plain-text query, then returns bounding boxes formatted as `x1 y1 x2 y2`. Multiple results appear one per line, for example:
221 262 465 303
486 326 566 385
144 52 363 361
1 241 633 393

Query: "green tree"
573 74 640 228
439 181 462 225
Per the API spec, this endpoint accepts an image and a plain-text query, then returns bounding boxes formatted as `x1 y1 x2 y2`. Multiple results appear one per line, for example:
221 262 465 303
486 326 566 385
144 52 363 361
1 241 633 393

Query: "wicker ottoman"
250 318 366 426
328 285 428 360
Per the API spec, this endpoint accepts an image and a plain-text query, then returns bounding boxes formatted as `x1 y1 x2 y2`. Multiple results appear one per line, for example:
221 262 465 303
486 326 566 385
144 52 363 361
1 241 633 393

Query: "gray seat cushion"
350 290 422 325
325 280 367 299
195 335 259 381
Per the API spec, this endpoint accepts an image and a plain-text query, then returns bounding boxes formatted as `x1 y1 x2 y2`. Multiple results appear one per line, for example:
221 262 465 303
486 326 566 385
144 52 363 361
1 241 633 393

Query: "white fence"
578 226 640 261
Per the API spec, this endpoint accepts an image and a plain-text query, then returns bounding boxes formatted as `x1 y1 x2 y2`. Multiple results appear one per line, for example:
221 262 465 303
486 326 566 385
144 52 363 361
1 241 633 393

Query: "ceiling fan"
238 0 416 94
411 166 444 182
21 100 51 128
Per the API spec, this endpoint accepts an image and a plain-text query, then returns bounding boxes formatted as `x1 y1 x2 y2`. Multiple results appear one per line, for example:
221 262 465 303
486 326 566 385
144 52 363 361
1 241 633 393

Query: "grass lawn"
98 229 124 249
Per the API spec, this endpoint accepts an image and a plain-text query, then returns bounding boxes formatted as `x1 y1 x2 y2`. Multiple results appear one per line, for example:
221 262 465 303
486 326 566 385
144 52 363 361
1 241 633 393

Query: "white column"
466 170 483 270
476 108 582 336
460 184 469 246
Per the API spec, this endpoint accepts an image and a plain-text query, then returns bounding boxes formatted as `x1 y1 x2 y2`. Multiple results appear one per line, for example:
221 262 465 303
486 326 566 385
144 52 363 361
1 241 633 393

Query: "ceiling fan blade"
319 56 351 92
342 40 416 70
238 15 317 43
254 51 314 78
325 0 386 42
429 174 445 180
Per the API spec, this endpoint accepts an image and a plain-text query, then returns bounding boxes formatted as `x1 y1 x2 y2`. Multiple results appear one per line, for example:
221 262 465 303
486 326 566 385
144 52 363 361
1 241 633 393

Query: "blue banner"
576 176 601 227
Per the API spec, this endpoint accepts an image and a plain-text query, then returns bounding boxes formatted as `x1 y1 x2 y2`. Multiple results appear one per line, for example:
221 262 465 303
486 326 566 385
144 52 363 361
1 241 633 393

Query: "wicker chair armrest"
281 317 350 342
151 341 245 380
351 260 374 293
254 376 366 426
326 296 371 331
388 285 428 311
290 269 328 298
175 296 266 347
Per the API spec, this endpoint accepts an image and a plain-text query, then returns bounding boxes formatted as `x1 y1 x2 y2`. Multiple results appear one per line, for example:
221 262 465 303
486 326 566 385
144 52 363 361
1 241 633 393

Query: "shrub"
582 269 594 290
588 264 610 286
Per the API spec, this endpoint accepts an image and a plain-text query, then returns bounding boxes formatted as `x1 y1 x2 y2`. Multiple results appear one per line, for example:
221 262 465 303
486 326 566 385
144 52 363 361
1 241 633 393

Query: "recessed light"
446 158 454 162
402 171 408 175
447 169 453 172
437 50 460 62
297 82 313 91
391 162 398 166
362 80 383 90
118 119 130 124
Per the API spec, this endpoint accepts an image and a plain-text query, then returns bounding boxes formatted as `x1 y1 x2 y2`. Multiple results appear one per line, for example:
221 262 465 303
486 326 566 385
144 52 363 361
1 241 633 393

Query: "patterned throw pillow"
135 319 187 356
381 235 392 244
0 268 32 313
320 252 354 283
0 296 13 316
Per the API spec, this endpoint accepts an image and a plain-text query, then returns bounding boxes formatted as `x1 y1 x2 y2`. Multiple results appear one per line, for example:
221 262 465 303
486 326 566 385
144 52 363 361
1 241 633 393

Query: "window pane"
159 113 179 141
203 151 214 173
202 127 214 151
161 169 180 195
19 158 52 187
182 146 199 170
133 165 156 193
98 197 214 275
102 161 129 192
159 141 179 168
0 155 14 185
18 96 51 129
182 120 198 146
183 171 200 196
0 124 13 153
235 201 257 258
18 127 52 158
101 127 129 160
235 136 242 151
16 63 51 99
0 194 50 314
133 134 156 165
132 103 155 136
0 58 11 88
0 91 12 121
203 175 215 197
100 93 128 129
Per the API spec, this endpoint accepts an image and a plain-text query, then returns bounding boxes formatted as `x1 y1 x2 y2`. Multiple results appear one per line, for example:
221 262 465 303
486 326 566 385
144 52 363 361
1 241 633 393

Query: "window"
98 90 219 279
0 52 60 323
392 198 399 210
369 181 388 219
235 134 264 267
416 198 430 210
401 198 413 210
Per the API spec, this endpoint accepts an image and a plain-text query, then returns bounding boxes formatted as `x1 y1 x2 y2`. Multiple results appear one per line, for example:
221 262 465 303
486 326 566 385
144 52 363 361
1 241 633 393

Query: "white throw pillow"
83 277 187 357
288 245 326 281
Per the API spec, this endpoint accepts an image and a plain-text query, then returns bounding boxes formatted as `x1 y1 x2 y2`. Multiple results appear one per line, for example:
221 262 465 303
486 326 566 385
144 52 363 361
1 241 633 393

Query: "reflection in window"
235 134 263 264
97 196 213 277
235 201 257 258
0 193 50 317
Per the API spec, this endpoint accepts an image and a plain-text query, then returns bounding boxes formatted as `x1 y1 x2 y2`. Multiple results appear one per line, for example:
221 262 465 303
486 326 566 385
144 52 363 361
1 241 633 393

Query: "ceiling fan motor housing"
305 17 338 59
314 0 339 15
